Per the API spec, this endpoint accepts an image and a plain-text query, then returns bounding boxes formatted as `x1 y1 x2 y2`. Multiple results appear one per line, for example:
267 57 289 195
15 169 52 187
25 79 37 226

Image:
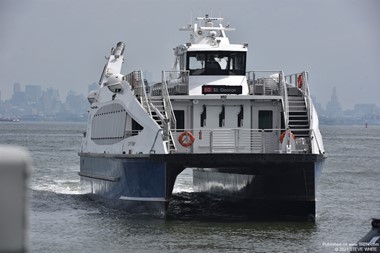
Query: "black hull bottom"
79 153 324 219
168 192 315 221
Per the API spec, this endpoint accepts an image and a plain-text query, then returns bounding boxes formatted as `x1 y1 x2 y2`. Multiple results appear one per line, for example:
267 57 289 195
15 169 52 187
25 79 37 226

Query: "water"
0 122 379 252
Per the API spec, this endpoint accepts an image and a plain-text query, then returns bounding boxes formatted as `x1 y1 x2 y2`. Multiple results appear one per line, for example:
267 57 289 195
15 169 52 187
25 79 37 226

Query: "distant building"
11 83 26 108
41 88 61 115
64 90 87 115
354 104 378 116
326 87 342 117
13 82 21 94
25 85 42 104
311 95 325 115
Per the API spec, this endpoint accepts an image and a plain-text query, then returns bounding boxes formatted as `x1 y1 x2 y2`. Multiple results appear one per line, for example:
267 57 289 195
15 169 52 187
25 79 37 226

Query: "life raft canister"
178 131 195 147
297 74 303 89
279 130 296 143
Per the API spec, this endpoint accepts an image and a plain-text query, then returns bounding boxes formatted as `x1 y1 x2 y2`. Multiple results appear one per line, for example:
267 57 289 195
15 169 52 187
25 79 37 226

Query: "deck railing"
246 71 284 96
125 71 152 115
246 70 290 127
170 128 314 154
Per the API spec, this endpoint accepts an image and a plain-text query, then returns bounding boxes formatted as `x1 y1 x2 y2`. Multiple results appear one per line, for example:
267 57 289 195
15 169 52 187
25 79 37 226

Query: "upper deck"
84 15 325 157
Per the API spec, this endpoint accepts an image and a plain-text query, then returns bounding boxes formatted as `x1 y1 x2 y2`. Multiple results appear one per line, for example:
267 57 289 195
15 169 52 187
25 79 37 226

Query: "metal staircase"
149 97 166 128
148 96 176 152
287 87 310 138
125 71 177 153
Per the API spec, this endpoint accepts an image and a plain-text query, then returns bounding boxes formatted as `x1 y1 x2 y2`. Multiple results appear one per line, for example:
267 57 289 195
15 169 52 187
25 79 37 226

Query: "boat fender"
198 130 202 140
297 75 303 89
178 131 195 147
279 131 296 143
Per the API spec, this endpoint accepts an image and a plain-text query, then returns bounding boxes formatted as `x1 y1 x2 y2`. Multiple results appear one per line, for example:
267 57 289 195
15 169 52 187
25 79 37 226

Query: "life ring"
297 74 303 89
279 131 296 143
178 131 195 147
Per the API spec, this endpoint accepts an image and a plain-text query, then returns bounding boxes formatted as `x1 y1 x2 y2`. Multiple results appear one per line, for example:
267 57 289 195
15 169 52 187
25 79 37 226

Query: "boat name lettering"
202 85 242 95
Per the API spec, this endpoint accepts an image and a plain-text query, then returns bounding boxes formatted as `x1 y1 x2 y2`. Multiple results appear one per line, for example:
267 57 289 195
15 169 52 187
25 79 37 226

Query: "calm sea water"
0 122 379 252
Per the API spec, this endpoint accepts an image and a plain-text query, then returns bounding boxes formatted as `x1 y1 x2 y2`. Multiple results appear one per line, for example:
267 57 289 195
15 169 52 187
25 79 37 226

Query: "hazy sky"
0 0 379 109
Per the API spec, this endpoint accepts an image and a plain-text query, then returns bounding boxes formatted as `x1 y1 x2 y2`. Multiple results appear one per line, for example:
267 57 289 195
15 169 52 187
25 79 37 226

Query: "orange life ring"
279 131 296 143
178 131 195 147
297 75 303 89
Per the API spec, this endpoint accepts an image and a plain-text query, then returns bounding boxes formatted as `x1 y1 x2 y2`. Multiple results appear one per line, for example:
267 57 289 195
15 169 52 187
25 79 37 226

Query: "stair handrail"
280 71 290 128
161 71 177 152
161 71 177 129
148 100 166 122
301 71 312 129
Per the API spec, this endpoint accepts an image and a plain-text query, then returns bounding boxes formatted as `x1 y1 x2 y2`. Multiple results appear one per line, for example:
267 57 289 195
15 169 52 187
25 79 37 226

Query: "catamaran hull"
79 153 324 218
79 154 174 216
193 159 324 218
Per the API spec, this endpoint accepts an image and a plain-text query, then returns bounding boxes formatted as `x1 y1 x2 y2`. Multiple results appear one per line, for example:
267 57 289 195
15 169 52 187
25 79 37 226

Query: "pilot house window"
187 51 246 76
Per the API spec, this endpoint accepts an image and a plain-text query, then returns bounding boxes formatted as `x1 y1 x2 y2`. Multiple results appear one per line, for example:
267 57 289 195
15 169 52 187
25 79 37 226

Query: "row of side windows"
174 108 274 129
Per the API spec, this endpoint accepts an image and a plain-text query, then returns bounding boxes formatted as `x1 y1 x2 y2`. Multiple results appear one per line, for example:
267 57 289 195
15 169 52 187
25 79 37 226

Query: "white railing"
246 70 289 127
161 71 178 130
246 70 284 96
165 70 189 95
125 71 152 115
171 128 313 154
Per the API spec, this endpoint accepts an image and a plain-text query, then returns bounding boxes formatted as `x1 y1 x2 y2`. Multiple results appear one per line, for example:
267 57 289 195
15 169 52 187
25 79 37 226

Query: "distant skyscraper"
25 85 42 104
41 88 61 115
326 87 342 117
13 82 21 94
11 83 26 107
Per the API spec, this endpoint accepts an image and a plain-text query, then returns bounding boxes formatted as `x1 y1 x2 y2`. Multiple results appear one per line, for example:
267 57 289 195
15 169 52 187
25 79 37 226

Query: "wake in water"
31 179 82 195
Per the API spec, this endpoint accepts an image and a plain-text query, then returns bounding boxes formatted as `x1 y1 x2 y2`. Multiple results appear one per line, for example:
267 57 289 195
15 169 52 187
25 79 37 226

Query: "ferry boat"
79 15 325 218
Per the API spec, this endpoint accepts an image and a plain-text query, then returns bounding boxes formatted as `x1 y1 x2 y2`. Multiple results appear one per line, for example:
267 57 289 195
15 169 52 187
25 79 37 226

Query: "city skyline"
1 0 379 110
1 80 379 125
1 80 378 112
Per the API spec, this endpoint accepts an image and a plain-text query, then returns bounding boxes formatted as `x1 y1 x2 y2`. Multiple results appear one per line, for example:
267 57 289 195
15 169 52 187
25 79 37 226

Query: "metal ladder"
125 71 176 153
148 96 176 152
287 88 310 138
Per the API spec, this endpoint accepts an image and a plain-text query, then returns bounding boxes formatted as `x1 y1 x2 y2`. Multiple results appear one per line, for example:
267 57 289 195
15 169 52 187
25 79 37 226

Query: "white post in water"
0 146 31 253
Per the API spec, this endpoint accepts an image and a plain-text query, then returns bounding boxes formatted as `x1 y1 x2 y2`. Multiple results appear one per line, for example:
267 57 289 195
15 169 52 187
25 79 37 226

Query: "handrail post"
261 130 265 153
210 130 213 153
235 129 239 152
280 71 289 128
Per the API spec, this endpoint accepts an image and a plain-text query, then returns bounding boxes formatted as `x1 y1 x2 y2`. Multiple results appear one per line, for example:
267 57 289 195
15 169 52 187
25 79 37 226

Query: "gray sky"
0 0 379 109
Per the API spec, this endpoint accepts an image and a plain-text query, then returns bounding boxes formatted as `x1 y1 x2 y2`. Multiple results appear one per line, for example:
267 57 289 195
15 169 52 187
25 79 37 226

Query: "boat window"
259 110 273 131
200 105 207 127
219 105 225 127
174 110 185 130
237 105 244 127
187 51 246 76
132 119 144 136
